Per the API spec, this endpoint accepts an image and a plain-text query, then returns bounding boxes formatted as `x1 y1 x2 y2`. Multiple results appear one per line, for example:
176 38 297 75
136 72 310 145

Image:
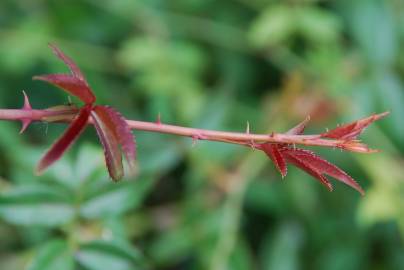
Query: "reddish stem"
0 107 373 153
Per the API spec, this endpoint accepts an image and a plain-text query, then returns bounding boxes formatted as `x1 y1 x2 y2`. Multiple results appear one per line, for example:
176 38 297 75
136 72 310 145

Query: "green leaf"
374 72 404 146
0 185 74 227
76 240 146 270
0 18 50 73
358 188 398 225
27 239 74 270
46 144 104 190
80 177 154 219
137 135 182 174
249 5 295 48
297 7 341 45
75 144 105 185
348 0 397 66
149 228 193 264
259 222 304 270
228 240 253 270
117 37 206 121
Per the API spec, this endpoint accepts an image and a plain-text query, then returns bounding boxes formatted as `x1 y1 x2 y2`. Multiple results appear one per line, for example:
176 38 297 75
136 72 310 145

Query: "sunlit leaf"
297 6 341 44
249 5 295 48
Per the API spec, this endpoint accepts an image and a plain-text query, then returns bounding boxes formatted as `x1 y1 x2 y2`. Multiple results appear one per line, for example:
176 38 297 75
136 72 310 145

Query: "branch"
0 93 388 154
9 44 388 191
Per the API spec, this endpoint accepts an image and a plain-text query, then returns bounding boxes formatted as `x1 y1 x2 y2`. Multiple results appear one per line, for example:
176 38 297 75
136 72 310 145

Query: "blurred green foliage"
0 0 403 269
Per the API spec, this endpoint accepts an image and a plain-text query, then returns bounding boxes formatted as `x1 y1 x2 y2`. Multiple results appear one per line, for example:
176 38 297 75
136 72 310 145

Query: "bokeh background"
0 0 403 269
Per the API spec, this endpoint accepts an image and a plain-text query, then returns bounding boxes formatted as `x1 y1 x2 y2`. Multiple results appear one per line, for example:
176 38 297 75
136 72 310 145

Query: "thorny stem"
0 106 375 153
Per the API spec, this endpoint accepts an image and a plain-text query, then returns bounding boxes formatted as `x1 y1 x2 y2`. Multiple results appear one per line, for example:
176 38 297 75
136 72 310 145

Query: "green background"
0 0 403 269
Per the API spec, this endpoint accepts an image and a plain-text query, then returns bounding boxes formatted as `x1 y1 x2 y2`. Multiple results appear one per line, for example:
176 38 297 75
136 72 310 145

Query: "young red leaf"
48 43 85 81
260 143 287 177
94 106 136 173
281 150 333 191
337 140 378 153
286 116 310 135
36 105 92 174
321 112 389 140
33 74 96 104
91 108 124 181
281 148 364 195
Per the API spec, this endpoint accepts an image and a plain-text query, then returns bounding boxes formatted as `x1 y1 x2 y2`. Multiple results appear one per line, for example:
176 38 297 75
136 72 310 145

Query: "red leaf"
338 140 378 153
94 106 136 173
33 74 96 104
286 116 310 135
36 105 92 174
49 43 85 81
91 107 124 181
321 112 389 140
34 45 96 104
261 143 287 177
281 148 364 195
281 150 333 191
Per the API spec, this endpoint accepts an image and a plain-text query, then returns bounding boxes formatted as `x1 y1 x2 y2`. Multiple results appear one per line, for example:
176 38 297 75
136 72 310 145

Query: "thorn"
22 90 32 110
245 121 256 149
191 135 199 147
191 133 208 147
19 120 31 134
156 112 162 125
249 141 257 151
19 91 33 134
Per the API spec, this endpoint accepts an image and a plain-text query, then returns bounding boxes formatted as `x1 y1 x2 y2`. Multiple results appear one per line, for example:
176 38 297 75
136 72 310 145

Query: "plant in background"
0 44 388 194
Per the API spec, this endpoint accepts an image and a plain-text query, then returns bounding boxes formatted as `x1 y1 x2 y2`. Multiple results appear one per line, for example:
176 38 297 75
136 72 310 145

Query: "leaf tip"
375 111 390 120
34 163 45 176
32 75 48 82
338 141 377 153
325 181 334 192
